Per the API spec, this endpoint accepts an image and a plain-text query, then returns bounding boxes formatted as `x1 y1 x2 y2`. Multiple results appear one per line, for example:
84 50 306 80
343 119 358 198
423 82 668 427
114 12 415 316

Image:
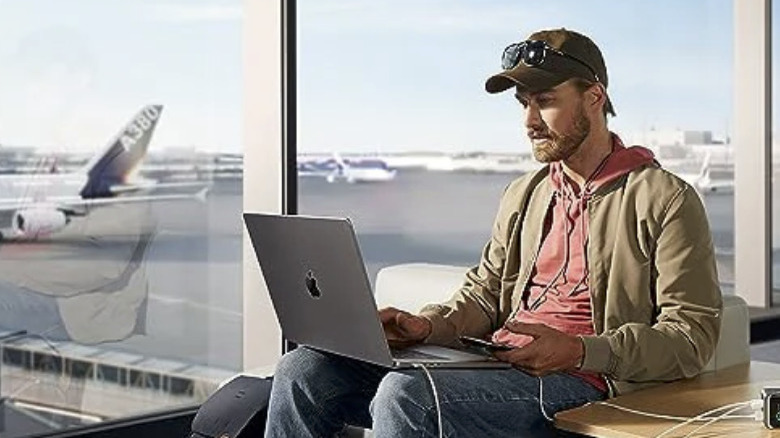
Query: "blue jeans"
264 347 606 437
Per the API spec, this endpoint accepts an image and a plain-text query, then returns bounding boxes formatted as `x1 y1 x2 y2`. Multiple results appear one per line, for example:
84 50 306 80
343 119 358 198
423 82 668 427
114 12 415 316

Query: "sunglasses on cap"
501 40 601 83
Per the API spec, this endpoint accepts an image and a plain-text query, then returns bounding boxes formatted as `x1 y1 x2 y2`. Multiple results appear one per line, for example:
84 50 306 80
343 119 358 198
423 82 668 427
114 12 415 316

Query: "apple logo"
305 270 322 299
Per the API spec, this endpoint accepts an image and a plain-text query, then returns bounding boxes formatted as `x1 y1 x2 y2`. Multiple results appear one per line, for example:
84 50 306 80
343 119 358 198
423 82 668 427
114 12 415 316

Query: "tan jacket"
419 163 722 396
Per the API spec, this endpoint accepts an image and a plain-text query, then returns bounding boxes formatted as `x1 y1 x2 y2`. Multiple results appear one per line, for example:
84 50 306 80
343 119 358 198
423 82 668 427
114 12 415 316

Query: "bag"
190 376 272 438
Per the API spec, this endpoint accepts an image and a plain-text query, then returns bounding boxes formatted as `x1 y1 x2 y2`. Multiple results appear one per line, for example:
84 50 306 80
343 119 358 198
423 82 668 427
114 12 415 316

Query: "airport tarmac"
0 168 767 373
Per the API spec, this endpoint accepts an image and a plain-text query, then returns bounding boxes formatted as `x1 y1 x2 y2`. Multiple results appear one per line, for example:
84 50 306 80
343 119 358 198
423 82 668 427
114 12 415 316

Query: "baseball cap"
485 28 615 116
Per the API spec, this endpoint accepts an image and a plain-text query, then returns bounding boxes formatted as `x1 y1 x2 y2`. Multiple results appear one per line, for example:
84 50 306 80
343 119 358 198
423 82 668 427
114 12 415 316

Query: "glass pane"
0 1 242 434
297 1 733 291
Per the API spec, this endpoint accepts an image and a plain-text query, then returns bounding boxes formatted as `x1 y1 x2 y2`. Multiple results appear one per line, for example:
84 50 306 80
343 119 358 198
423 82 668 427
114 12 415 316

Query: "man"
264 28 722 437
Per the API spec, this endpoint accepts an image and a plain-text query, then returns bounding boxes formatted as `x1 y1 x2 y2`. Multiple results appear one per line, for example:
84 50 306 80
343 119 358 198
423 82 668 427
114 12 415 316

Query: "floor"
750 339 780 363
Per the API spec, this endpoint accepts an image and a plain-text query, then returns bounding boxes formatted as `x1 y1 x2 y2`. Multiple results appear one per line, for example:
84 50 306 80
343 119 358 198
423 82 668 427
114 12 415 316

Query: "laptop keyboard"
391 348 448 361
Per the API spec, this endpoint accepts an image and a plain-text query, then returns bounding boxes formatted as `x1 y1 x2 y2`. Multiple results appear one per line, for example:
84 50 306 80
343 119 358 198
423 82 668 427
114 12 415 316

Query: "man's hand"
379 307 432 349
492 321 584 376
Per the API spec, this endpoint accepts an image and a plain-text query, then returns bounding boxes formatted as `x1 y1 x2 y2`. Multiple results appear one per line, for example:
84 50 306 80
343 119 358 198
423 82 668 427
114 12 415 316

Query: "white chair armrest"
375 263 468 313
703 294 750 371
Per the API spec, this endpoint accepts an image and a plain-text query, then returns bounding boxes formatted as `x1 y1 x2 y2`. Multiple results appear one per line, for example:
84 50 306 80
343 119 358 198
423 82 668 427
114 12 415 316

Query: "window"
0 0 243 432
296 0 735 290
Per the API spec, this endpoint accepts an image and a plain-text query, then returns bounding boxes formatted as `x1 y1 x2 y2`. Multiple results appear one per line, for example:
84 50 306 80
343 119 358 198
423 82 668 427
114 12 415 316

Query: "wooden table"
555 361 780 437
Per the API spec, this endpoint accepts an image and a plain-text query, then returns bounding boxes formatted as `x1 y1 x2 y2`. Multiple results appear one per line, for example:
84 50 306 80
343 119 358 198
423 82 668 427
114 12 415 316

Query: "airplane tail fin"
332 152 348 171
698 151 712 180
79 105 163 198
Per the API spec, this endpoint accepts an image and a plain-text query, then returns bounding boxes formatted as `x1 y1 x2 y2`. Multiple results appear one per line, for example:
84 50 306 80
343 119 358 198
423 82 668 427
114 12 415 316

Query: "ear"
586 83 607 115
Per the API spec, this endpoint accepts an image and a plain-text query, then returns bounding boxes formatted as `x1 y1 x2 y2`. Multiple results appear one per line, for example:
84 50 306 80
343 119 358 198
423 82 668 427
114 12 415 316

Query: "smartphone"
459 335 514 352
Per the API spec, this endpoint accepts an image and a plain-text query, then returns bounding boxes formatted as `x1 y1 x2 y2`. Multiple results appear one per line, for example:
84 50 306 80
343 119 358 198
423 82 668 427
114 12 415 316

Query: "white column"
734 0 772 308
242 0 283 370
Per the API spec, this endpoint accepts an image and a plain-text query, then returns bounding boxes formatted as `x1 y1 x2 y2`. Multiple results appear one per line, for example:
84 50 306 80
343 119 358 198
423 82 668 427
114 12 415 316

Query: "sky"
297 0 737 153
0 0 241 153
0 0 769 155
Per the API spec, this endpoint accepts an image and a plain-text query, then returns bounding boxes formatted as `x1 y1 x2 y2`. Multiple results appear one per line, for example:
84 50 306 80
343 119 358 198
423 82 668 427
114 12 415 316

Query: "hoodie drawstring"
527 153 612 310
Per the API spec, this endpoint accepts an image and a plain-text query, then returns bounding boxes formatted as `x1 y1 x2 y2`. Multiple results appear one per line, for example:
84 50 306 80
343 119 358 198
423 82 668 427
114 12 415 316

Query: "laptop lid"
243 213 394 367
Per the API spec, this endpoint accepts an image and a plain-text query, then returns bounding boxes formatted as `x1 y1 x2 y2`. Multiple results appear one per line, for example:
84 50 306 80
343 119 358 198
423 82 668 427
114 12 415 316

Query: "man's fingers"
493 342 540 367
397 314 431 338
379 308 430 346
395 311 410 325
397 312 418 330
503 321 546 338
378 307 402 324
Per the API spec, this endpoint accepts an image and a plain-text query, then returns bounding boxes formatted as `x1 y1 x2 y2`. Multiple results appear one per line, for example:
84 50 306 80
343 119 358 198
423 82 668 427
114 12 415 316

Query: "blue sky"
0 1 761 154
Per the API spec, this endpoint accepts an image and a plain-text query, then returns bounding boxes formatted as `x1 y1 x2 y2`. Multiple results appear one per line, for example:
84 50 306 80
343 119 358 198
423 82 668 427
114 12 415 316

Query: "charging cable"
597 399 762 438
538 376 554 422
679 404 752 438
596 399 761 438
417 364 443 438
655 400 761 438
597 400 759 422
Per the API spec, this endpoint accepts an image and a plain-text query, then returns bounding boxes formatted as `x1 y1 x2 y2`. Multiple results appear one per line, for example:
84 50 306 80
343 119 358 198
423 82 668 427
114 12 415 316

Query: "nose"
524 103 543 131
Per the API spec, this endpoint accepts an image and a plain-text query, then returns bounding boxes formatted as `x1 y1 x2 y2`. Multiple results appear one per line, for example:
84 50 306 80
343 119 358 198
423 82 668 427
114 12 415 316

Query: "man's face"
516 80 591 163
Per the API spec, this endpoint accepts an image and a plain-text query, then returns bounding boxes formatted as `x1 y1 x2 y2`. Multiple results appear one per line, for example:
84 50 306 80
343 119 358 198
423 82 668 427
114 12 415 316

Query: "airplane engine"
11 209 70 237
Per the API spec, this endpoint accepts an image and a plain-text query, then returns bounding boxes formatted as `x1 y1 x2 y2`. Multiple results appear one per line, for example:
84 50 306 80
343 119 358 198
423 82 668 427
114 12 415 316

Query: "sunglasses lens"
501 43 522 70
522 41 546 66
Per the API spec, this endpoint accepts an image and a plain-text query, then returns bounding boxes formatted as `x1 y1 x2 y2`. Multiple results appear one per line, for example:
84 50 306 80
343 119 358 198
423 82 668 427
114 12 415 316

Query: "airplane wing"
0 187 209 213
109 180 210 195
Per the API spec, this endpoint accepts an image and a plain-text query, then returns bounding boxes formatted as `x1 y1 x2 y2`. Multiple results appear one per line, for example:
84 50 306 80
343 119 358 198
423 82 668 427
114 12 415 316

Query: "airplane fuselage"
327 167 396 183
0 173 88 205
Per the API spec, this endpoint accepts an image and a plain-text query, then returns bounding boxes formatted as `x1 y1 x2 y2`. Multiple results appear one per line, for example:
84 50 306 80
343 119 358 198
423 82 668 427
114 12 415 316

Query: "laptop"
243 213 510 369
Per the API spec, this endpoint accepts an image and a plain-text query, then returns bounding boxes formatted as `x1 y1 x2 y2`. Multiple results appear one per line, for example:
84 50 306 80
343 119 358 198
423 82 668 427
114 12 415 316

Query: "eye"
536 95 554 108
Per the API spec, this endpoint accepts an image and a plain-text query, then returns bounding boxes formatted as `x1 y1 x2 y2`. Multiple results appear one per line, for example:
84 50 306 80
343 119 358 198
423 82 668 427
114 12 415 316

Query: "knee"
273 347 326 387
371 371 432 419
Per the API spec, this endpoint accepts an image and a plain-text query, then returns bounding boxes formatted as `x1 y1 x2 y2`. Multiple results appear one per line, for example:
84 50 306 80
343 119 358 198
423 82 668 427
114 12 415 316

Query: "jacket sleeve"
580 185 723 382
416 190 517 346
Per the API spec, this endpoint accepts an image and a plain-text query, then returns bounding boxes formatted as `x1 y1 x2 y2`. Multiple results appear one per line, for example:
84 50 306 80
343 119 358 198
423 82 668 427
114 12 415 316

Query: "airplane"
325 153 396 183
0 104 208 240
297 153 397 183
675 151 734 195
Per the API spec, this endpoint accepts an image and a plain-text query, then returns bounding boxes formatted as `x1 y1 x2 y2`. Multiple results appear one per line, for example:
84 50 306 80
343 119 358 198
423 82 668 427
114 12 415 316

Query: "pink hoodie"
492 133 655 392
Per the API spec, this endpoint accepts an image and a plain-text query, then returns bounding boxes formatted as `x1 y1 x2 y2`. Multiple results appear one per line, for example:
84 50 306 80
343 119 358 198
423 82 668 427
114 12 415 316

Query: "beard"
531 105 591 163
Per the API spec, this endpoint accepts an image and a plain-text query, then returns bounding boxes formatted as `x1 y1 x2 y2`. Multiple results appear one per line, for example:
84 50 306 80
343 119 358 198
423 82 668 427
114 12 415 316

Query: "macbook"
243 213 509 369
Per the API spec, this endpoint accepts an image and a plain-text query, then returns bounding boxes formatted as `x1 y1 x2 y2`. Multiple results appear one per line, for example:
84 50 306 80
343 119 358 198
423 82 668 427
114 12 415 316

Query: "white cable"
417 364 443 438
652 400 754 438
681 404 750 438
598 401 756 421
538 376 554 422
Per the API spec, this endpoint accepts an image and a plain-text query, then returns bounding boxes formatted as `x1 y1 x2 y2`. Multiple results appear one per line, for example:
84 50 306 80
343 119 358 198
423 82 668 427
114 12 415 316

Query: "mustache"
527 130 551 139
